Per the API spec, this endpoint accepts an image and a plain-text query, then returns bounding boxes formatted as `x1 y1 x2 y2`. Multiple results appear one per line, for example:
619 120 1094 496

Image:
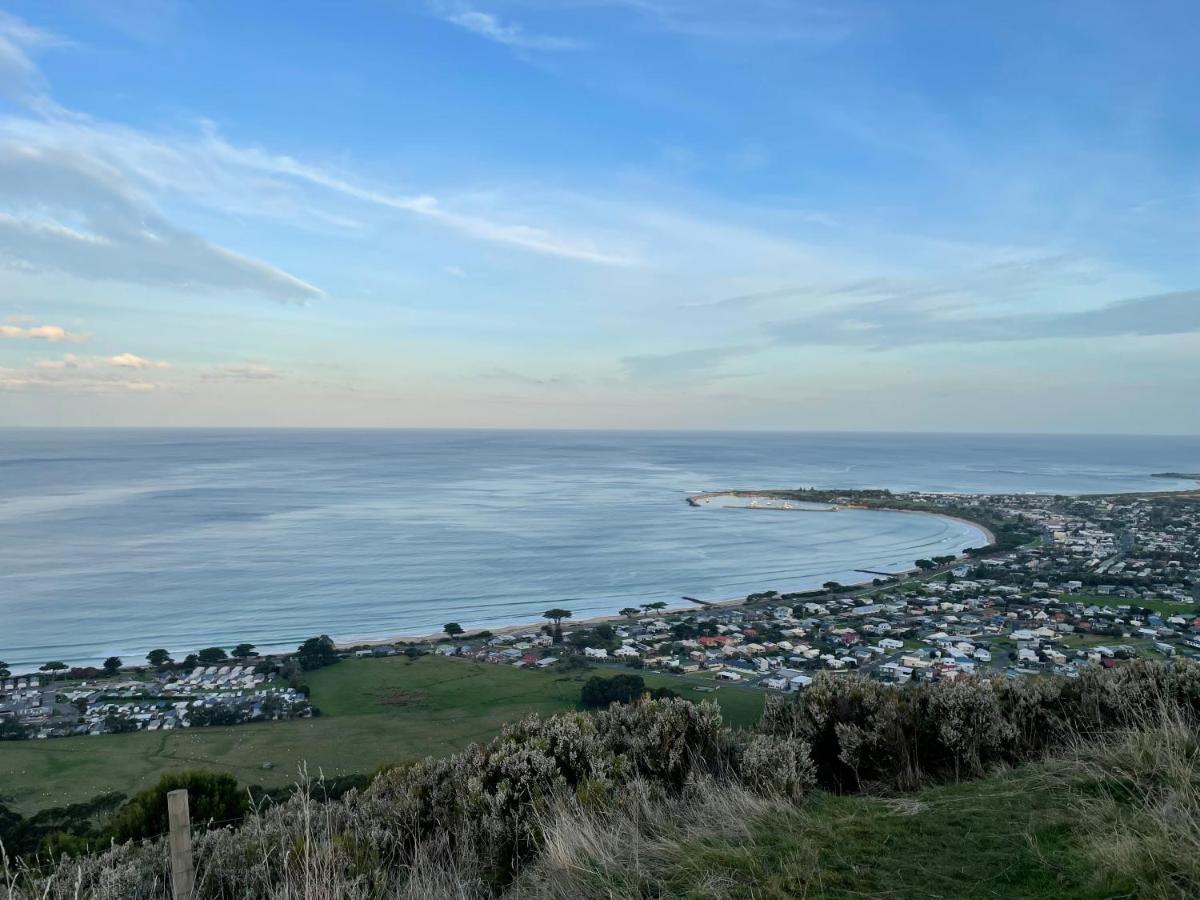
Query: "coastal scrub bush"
759 659 1200 792
737 733 815 800
107 771 246 844
760 675 916 790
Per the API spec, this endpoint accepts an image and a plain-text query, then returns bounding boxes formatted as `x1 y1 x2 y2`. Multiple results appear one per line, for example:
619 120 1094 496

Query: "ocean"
2 429 1198 671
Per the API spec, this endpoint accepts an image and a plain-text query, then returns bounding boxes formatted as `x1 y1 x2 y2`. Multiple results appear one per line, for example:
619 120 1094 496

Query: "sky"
0 0 1197 432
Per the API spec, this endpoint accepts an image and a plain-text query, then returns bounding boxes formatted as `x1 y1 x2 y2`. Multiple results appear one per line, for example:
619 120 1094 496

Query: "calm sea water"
2 430 1198 670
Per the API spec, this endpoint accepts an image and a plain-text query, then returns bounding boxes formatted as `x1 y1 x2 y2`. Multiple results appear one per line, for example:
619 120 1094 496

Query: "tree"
296 635 338 671
642 601 668 614
579 674 674 708
0 660 9 679
823 581 844 593
581 674 646 708
197 647 228 665
543 608 573 627
146 649 172 669
443 623 465 638
182 653 199 669
39 661 67 681
107 771 246 844
543 608 573 645
619 608 640 620
914 559 936 571
102 657 122 677
232 643 257 659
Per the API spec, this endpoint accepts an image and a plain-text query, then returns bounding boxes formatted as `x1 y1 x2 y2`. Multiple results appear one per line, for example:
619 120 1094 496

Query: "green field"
1067 593 1198 617
0 656 763 813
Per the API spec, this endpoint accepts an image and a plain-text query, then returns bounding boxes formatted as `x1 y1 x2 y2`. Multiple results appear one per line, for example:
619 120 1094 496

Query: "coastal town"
441 488 1200 687
3 485 1198 740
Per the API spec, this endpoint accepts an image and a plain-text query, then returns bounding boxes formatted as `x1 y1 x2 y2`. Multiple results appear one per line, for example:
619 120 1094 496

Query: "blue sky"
0 0 1197 431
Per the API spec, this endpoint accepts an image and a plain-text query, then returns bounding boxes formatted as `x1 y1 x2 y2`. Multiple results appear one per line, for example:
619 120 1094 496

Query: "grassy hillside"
512 745 1187 899
0 656 762 812
9 660 1200 899
542 764 1100 898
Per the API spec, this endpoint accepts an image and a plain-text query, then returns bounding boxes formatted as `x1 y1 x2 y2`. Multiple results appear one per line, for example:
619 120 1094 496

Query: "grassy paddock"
0 655 762 813
1067 593 1198 617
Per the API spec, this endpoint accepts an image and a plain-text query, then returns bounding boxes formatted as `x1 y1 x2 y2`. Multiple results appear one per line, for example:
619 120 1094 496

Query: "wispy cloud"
200 135 633 265
1 352 161 392
0 322 88 342
107 352 170 369
771 288 1200 349
541 0 861 44
631 270 1200 380
622 344 759 379
430 2 582 50
203 363 281 381
0 9 631 307
0 143 324 302
0 11 65 106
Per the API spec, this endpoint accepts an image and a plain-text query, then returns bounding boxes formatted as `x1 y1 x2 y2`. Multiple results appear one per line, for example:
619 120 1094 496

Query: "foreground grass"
518 761 1137 899
0 656 762 812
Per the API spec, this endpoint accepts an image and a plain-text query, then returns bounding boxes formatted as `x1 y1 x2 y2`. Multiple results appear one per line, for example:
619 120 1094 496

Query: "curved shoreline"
687 489 998 546
338 493 994 649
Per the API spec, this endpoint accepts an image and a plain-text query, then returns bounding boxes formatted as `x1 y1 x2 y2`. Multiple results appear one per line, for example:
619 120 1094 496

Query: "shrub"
107 771 247 844
580 674 644 708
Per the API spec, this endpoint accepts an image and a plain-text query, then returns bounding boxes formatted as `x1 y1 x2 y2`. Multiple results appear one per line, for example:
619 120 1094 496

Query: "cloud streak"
1 352 161 392
201 136 634 265
0 143 324 302
203 363 281 381
771 288 1200 349
520 0 860 44
431 3 582 50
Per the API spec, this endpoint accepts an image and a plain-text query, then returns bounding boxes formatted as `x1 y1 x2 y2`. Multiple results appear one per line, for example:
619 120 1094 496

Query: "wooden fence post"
167 789 194 900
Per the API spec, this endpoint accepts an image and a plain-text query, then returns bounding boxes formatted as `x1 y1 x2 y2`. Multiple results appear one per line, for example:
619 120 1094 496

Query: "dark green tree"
146 649 172 669
107 771 247 843
197 647 228 665
232 643 257 659
296 635 338 671
543 608 573 645
443 623 465 638
581 674 646 708
102 656 122 677
39 661 67 681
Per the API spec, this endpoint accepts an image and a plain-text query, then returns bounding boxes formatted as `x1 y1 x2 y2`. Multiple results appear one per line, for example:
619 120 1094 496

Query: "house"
583 647 608 659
